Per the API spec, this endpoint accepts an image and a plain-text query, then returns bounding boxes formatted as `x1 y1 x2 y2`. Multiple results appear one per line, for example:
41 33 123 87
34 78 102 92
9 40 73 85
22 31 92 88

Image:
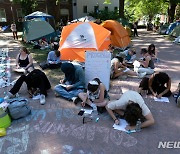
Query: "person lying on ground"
14 47 34 73
106 90 154 130
79 78 110 111
133 48 155 75
54 62 85 102
4 68 51 105
138 72 172 98
110 56 146 79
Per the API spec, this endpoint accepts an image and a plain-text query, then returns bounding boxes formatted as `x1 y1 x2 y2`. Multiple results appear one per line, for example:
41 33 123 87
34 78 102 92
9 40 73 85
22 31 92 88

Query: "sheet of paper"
113 119 128 132
14 68 25 73
154 97 169 103
123 68 130 73
81 109 93 114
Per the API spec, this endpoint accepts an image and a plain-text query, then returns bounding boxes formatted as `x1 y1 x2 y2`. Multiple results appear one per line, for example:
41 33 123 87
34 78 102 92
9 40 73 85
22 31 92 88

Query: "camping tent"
170 25 180 37
117 18 130 27
71 16 96 23
166 21 180 34
159 24 169 35
101 20 131 48
59 22 111 62
24 11 54 20
23 19 56 42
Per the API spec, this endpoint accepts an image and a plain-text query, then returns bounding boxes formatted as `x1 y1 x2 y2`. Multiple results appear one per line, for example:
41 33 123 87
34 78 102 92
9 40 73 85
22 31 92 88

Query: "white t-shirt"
107 90 150 116
11 24 17 32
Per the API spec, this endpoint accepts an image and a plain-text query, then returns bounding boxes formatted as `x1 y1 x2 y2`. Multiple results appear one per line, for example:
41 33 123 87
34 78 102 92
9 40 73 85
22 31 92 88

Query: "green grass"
21 42 64 86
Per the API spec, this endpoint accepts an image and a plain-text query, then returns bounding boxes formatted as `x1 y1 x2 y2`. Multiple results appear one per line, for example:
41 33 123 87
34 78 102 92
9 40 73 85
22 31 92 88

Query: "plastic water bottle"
91 110 99 122
135 119 141 132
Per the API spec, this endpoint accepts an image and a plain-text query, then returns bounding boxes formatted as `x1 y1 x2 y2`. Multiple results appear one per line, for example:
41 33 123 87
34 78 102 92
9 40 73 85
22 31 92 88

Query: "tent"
170 25 180 37
23 19 56 42
166 21 180 34
159 24 169 35
117 18 130 27
59 22 111 62
71 16 96 23
101 20 131 48
24 11 54 20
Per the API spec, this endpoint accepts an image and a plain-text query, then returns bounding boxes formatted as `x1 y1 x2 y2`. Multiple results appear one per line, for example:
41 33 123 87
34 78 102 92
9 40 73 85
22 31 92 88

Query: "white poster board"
85 51 111 90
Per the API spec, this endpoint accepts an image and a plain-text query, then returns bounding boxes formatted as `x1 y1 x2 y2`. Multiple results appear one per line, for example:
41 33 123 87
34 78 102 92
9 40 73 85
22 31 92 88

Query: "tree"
167 0 180 22
119 0 125 18
13 0 38 15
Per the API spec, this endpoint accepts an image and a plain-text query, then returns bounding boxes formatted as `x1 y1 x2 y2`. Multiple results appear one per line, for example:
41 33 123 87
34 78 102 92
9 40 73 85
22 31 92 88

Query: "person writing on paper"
110 56 146 79
139 72 172 98
133 48 155 75
14 47 34 73
79 78 110 111
54 62 85 103
4 68 51 105
106 90 154 130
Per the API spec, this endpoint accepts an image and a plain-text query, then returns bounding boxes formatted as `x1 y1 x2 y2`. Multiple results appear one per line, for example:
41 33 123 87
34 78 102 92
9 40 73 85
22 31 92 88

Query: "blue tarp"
166 21 180 34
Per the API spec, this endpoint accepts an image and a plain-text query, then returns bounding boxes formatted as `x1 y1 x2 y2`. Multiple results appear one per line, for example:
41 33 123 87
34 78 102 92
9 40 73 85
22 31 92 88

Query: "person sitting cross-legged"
54 62 85 103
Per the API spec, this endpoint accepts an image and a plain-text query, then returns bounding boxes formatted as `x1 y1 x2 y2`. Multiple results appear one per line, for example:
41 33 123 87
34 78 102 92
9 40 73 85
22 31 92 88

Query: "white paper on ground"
81 109 93 114
154 97 169 103
123 68 130 73
113 119 128 132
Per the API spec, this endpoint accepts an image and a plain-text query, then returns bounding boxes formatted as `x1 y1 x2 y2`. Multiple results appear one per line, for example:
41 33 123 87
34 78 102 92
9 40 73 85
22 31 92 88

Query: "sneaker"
138 72 146 78
40 94 46 105
4 92 14 100
177 96 180 108
71 97 79 105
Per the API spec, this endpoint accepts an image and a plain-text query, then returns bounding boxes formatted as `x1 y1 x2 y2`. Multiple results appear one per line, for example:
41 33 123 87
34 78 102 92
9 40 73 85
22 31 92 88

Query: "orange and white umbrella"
59 22 111 62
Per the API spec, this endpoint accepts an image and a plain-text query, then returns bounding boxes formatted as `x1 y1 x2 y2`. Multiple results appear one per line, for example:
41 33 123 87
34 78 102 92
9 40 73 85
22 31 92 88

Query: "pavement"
0 30 180 154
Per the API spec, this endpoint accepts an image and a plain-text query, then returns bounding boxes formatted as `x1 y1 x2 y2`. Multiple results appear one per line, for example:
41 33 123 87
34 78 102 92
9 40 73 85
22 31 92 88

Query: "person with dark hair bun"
106 90 154 130
79 78 109 110
139 72 172 98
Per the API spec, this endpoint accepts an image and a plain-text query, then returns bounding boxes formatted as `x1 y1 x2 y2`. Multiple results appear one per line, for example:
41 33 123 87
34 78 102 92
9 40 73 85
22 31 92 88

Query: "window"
83 6 87 13
94 6 99 13
105 6 108 11
114 7 118 12
0 8 6 22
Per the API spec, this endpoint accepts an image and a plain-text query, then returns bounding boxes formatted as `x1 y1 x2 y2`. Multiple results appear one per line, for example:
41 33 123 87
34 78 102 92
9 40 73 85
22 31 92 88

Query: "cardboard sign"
85 51 111 90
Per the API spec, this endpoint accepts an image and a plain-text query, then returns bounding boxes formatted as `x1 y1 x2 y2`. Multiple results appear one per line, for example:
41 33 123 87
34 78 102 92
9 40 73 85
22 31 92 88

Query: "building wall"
72 0 119 19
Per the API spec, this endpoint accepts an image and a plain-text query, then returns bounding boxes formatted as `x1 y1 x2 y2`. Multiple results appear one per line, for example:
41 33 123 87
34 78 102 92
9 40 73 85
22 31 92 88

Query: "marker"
127 130 136 134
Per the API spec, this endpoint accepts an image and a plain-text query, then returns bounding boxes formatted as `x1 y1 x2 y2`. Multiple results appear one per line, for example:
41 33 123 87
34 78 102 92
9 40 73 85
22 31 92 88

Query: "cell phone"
78 110 85 116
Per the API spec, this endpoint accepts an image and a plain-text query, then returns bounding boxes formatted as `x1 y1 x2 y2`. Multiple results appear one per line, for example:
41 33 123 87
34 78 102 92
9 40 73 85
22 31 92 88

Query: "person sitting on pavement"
133 48 155 75
4 68 51 105
106 90 154 130
110 56 146 79
14 47 34 73
54 62 85 103
148 44 159 62
79 78 110 112
139 72 172 98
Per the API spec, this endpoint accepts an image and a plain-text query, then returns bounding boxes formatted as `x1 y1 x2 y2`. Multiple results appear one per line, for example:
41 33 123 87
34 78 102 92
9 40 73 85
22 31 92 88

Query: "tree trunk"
119 0 125 18
168 0 177 23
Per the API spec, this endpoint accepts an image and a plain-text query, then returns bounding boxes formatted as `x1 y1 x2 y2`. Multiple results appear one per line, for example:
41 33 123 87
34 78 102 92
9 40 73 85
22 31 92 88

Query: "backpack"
7 98 31 120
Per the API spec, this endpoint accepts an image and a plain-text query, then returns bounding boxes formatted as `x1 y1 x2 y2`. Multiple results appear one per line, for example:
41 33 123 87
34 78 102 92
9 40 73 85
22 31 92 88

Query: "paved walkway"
0 30 180 154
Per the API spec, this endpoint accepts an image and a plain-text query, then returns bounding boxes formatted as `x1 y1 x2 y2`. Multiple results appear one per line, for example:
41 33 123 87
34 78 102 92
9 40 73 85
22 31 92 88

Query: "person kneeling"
106 90 154 130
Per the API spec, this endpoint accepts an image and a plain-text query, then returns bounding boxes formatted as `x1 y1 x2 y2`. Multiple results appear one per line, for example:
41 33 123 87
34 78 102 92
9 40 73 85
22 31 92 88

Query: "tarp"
23 19 55 42
166 21 180 34
101 20 131 48
24 11 54 20
59 22 111 62
170 25 180 37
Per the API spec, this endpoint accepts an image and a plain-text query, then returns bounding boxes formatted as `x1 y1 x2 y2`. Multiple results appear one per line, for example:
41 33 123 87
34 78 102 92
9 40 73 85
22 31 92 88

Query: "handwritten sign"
85 51 111 90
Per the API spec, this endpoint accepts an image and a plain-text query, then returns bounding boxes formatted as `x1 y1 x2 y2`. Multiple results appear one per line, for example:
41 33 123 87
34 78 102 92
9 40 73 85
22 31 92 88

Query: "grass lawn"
21 42 64 87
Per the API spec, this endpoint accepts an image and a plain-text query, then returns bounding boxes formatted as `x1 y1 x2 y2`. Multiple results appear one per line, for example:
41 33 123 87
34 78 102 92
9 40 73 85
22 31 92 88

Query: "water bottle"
91 110 99 122
135 119 141 132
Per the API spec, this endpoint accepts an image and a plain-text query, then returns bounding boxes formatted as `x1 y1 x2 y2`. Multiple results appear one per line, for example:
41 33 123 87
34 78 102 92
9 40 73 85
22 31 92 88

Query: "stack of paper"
154 97 169 103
